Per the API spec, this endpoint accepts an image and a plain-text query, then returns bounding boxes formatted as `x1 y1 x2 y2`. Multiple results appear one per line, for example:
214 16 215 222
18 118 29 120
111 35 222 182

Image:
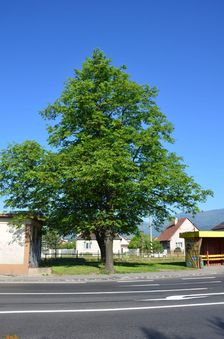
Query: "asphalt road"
1 275 224 338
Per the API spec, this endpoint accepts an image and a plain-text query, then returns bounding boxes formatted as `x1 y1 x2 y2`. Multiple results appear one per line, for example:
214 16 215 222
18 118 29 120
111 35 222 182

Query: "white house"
158 218 199 254
76 233 130 255
0 214 42 275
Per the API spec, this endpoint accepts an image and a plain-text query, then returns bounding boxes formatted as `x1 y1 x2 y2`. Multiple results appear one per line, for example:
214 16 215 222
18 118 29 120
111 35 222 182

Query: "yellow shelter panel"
180 231 224 238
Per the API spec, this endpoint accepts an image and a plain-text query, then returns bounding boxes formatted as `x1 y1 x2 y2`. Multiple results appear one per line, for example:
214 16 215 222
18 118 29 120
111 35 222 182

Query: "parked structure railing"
200 253 224 266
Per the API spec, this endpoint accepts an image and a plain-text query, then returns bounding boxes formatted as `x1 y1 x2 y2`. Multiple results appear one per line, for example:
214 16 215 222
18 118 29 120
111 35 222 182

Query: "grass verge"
41 257 190 275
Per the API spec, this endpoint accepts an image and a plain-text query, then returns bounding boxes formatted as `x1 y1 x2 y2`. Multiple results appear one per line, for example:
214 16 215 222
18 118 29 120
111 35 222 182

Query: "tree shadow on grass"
40 258 185 273
40 258 186 271
114 261 186 268
158 261 186 267
40 257 102 268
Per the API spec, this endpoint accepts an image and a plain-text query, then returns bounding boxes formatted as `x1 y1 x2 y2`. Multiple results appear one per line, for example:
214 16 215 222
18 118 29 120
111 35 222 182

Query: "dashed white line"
181 277 216 280
0 288 207 295
120 281 221 287
117 280 154 283
165 281 222 285
122 284 160 287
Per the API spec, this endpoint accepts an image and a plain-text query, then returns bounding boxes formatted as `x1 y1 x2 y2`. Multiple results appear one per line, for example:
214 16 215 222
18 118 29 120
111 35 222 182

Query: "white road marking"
165 281 222 285
1 301 224 314
181 277 216 280
141 296 208 301
0 288 207 295
117 280 154 283
0 281 87 284
166 295 207 300
122 284 160 287
140 291 224 301
121 281 221 287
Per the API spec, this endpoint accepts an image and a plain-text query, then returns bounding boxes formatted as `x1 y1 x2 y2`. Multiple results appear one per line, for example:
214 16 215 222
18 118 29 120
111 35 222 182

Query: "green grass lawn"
41 257 190 275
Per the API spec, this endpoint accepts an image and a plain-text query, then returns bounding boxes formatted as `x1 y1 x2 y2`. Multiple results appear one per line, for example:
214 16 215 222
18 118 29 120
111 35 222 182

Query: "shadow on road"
140 327 194 339
209 316 224 337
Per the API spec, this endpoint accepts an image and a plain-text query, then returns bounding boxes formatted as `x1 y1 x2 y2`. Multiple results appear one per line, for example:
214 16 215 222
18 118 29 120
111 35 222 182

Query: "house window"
176 242 182 248
84 242 91 249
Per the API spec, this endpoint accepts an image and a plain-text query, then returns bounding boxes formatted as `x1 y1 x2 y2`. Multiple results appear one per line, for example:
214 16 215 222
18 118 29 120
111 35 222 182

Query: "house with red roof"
158 217 198 254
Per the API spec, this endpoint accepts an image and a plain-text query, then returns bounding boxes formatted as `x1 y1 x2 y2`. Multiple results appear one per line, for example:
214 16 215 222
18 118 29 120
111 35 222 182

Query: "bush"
58 241 76 249
174 247 182 253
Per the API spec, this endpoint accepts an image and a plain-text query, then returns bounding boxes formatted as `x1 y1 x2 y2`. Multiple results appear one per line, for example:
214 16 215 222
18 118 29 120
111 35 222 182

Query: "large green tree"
0 50 212 273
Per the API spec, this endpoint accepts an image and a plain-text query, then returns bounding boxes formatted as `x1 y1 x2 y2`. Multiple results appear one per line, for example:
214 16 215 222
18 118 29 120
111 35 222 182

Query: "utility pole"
149 216 153 256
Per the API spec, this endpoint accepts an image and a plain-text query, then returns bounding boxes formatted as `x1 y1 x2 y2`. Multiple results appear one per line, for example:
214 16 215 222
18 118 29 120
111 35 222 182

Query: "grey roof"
212 222 224 231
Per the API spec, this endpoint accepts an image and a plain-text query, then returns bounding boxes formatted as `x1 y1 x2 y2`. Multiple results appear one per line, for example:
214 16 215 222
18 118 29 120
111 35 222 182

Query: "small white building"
158 218 199 254
76 233 130 255
0 214 42 275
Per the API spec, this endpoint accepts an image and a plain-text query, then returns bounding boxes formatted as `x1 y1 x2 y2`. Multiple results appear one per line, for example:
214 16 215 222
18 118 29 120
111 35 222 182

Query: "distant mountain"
139 208 224 237
178 209 224 231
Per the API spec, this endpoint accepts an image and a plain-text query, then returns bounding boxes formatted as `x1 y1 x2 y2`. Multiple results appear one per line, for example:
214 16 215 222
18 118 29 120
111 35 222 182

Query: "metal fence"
41 249 77 259
41 248 184 261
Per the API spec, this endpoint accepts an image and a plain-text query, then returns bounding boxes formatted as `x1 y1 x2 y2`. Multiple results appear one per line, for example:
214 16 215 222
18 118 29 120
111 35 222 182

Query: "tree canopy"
128 232 164 254
0 49 212 272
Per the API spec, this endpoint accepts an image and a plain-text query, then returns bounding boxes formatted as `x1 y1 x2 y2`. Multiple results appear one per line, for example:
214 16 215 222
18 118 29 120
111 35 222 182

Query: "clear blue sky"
0 0 223 212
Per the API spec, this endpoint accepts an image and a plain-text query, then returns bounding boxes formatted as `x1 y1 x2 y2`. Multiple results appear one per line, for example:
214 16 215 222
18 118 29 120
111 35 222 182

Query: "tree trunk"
95 229 114 273
104 230 114 274
95 230 106 263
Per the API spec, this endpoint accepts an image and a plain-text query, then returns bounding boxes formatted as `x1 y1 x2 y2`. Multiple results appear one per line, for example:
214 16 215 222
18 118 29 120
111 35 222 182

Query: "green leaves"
0 141 45 209
0 49 212 238
128 232 164 254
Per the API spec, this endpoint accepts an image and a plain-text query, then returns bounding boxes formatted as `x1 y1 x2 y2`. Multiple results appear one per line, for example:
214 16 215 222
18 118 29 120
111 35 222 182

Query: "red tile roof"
0 213 14 218
158 218 188 241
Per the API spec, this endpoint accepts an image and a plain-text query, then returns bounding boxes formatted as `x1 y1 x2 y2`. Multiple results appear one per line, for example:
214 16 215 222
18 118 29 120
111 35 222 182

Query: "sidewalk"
0 266 224 283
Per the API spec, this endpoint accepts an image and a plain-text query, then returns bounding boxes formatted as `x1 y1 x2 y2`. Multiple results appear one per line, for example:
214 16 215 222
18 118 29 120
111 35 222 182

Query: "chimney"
174 218 178 225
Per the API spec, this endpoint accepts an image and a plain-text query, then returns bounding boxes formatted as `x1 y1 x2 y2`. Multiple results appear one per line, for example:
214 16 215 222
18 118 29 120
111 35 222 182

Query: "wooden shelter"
180 231 224 268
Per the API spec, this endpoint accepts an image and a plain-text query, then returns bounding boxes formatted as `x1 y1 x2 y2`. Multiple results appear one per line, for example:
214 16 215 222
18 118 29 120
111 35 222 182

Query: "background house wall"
113 237 129 254
76 236 130 255
158 218 199 254
170 219 198 254
76 239 100 254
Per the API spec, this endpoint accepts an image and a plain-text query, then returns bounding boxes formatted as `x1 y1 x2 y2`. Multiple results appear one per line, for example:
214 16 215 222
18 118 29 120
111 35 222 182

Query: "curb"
0 266 224 283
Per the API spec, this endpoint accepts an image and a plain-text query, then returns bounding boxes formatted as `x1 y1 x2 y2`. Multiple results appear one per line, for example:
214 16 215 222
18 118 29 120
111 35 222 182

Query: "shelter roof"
180 231 224 238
